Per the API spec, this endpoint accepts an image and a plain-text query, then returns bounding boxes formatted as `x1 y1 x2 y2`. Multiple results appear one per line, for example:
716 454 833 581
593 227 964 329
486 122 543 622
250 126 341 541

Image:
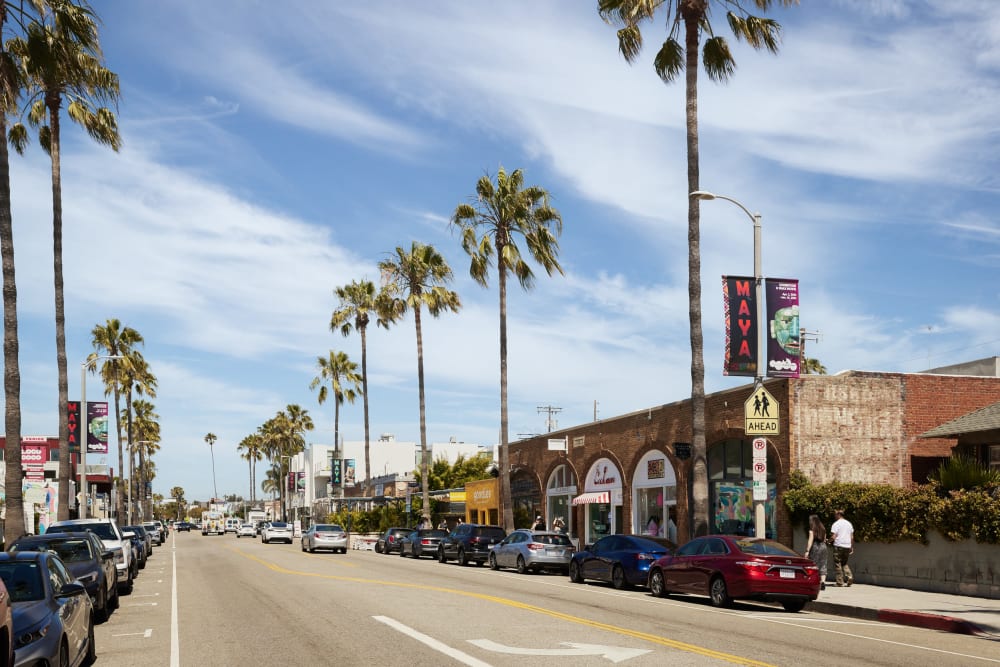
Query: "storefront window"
708 438 776 539
546 465 577 537
631 451 677 541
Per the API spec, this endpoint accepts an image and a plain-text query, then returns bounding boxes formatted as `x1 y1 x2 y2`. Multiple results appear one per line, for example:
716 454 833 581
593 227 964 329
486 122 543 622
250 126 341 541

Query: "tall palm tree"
598 0 795 537
120 350 155 519
452 166 563 532
236 433 264 503
89 318 143 520
309 349 362 493
8 1 118 531
170 486 185 520
204 432 218 501
330 279 396 495
131 398 159 519
378 242 461 528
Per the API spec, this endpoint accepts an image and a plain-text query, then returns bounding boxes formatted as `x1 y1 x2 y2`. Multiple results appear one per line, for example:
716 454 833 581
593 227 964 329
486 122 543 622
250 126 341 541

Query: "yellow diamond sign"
745 386 780 435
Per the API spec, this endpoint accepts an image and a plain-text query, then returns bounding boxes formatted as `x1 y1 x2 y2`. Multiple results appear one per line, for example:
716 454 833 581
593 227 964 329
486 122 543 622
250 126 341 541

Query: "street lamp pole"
690 191 765 538
80 355 123 520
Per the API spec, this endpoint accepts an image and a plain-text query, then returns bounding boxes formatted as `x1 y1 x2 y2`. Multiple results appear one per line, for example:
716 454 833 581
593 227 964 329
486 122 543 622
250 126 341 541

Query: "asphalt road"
93 531 1000 666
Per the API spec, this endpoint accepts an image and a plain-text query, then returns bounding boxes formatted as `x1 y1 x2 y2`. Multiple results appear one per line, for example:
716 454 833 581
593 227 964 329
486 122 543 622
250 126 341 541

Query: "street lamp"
80 355 123 520
690 190 765 538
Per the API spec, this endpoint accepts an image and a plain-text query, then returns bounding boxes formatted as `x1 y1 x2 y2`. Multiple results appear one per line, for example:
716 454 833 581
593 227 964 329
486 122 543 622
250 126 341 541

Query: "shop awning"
572 491 610 506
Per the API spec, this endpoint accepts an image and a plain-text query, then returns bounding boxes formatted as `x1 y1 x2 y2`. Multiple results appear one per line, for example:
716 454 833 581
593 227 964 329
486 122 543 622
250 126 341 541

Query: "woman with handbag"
804 514 829 590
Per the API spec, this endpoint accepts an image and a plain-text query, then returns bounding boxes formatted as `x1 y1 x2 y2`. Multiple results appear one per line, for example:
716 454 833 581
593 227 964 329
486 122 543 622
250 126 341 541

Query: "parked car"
300 524 349 553
175 521 193 532
569 534 675 589
47 518 135 594
399 529 448 559
647 535 821 612
9 531 119 622
489 529 575 574
121 527 148 570
261 521 293 544
0 577 12 667
375 527 413 555
123 524 153 559
0 550 95 666
437 523 507 566
156 520 169 540
237 523 256 538
141 521 163 546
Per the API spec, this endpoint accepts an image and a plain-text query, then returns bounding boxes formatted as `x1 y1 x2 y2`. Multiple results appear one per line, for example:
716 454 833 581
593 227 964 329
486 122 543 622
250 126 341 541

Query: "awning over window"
572 491 610 506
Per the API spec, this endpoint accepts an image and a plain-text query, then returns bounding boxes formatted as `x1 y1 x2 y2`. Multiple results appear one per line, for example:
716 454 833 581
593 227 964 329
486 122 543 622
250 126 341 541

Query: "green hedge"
783 470 1000 545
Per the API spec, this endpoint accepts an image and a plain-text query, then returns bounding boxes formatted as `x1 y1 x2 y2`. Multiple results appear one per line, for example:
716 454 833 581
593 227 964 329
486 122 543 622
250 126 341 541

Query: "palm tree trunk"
498 259 513 532
683 6 708 539
334 396 340 501
113 383 124 520
414 307 430 525
361 326 370 496
50 103 74 523
0 108 26 542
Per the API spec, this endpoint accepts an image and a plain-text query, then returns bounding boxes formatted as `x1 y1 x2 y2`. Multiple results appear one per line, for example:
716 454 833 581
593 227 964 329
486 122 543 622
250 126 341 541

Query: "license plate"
780 569 795 579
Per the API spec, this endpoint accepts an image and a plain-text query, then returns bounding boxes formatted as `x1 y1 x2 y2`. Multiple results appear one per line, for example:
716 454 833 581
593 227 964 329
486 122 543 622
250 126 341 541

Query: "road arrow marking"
468 639 650 663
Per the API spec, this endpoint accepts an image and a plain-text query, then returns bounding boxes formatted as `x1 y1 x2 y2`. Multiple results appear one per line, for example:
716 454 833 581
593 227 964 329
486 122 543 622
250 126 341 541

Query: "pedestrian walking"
830 509 854 586
804 514 828 590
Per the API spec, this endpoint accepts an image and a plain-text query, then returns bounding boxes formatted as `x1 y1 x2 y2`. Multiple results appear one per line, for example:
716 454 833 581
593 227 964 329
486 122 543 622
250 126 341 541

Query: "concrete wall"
794 531 1000 599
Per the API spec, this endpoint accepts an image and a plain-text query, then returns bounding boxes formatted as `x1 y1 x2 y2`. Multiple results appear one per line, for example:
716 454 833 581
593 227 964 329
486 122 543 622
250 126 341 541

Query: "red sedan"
647 535 820 612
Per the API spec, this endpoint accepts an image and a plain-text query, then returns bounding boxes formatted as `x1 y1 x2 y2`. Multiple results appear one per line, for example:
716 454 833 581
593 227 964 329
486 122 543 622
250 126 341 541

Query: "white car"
261 521 293 544
237 523 256 538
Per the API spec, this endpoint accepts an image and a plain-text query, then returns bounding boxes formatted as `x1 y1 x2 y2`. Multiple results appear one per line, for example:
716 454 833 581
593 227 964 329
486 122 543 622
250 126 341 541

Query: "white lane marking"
128 602 158 607
373 616 492 667
111 629 153 638
468 639 650 663
170 537 179 667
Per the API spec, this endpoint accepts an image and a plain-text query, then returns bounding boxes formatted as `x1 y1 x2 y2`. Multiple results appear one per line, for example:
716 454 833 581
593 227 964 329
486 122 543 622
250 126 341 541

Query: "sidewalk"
807 583 1000 638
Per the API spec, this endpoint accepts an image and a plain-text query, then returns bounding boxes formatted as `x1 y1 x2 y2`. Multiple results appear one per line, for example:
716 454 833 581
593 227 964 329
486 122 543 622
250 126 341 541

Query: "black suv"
376 527 413 555
437 523 507 566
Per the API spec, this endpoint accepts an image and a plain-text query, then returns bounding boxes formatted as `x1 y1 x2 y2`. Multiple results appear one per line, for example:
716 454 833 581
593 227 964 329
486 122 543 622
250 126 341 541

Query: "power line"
537 405 562 433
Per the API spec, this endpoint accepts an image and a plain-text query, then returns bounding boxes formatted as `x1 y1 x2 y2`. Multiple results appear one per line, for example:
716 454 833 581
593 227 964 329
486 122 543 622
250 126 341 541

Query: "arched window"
546 465 577 537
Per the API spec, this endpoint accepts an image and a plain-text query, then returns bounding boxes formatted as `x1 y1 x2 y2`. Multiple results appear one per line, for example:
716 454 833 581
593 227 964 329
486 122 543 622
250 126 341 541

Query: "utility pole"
799 328 822 372
537 405 562 433
593 400 599 422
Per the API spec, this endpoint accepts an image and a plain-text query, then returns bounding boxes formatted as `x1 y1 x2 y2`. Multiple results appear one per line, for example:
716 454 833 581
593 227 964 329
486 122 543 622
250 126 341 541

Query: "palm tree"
120 350 155 519
452 166 563 532
90 318 143 520
8 1 119 532
802 357 827 375
170 486 185 520
331 279 396 495
598 0 795 537
378 242 461 528
309 349 362 493
204 432 218 501
131 398 159 518
236 433 264 503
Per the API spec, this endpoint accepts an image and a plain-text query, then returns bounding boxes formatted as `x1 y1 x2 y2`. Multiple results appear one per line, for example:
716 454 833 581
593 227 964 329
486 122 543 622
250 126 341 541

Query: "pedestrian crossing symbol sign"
745 386 780 435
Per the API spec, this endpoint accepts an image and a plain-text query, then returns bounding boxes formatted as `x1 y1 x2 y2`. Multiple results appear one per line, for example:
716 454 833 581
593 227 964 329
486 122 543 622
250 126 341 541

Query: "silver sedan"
489 529 575 574
300 524 348 553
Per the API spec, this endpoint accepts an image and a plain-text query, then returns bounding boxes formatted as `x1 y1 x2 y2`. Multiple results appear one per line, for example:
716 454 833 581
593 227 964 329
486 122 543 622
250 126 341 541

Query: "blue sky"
4 0 999 502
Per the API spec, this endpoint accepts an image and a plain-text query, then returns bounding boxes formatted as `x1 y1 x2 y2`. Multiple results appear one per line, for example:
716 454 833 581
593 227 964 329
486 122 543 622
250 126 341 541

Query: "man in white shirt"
830 509 854 586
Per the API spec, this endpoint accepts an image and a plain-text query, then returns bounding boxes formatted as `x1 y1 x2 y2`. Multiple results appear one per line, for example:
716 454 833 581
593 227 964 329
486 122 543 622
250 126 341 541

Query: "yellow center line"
233 548 774 666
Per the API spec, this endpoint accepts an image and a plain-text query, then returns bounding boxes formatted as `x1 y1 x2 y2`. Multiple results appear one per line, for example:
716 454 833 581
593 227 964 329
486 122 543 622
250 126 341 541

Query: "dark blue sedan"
569 535 675 589
0 550 95 666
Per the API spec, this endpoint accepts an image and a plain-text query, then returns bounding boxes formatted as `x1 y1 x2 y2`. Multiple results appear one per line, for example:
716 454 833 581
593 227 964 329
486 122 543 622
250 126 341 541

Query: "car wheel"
301 541 306 551
458 548 468 566
569 560 584 583
781 600 806 613
438 547 447 563
85 615 97 665
96 585 109 622
489 553 499 570
263 537 269 544
400 547 407 557
375 543 383 554
59 639 69 667
709 576 733 608
108 583 119 611
648 569 668 598
611 564 629 590
516 555 529 575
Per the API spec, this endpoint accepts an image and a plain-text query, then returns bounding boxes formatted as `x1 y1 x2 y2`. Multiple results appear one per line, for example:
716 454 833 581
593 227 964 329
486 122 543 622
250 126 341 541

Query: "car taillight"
735 560 771 574
527 543 544 551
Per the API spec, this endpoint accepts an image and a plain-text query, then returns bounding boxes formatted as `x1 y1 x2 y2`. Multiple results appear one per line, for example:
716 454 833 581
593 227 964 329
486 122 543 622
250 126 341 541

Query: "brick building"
505 365 1000 547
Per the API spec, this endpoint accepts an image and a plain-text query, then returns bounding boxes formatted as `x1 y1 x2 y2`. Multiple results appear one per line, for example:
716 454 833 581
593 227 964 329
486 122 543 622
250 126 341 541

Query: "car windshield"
49 522 117 541
0 562 44 602
315 525 343 532
270 522 288 528
475 528 506 539
628 536 675 551
418 530 447 538
532 534 573 546
735 539 798 556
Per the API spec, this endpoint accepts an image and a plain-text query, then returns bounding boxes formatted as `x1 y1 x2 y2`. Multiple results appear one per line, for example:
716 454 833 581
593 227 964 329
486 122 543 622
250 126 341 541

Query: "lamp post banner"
86 401 110 454
722 276 758 377
765 278 800 378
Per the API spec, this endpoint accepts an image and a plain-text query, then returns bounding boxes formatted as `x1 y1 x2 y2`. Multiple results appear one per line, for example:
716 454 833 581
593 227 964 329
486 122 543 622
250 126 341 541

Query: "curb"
809 600 986 636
